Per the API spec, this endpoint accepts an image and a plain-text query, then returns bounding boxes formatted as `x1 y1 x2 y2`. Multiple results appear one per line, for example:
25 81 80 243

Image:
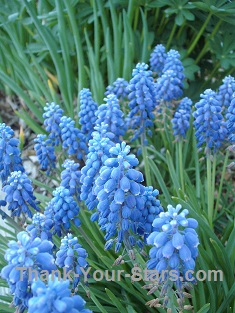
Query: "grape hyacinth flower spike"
193 89 227 154
61 159 81 200
43 102 64 146
79 88 98 141
95 94 125 143
149 44 167 76
217 75 235 109
226 97 235 144
1 231 56 313
44 186 81 237
146 204 199 311
93 142 148 254
80 123 115 212
3 171 39 219
60 116 88 160
105 78 129 101
28 275 92 313
128 62 157 144
34 134 56 175
56 233 88 288
0 123 24 184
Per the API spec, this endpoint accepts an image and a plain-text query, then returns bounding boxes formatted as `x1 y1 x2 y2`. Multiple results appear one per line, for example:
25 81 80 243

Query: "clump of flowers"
128 63 156 144
0 123 24 184
217 75 235 109
95 94 125 143
226 97 235 143
43 102 64 146
93 142 150 253
34 134 56 175
149 44 167 76
1 231 56 313
59 116 88 160
163 49 185 82
28 275 92 313
55 233 88 288
26 212 53 241
105 78 129 101
146 204 199 311
44 186 81 237
79 88 98 141
80 123 115 212
3 171 39 218
193 89 227 154
171 108 191 140
61 159 81 200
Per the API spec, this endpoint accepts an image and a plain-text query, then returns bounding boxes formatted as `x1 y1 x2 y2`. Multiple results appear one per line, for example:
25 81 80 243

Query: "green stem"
194 136 200 199
215 150 229 216
166 23 177 50
176 22 185 40
211 154 217 210
141 134 152 186
186 13 212 57
207 155 213 227
178 139 184 193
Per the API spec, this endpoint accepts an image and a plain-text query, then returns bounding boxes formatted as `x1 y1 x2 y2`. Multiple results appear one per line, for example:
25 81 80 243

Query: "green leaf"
197 303 210 313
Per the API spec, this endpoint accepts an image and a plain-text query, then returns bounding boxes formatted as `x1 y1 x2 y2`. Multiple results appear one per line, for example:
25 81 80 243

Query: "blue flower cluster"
44 186 81 237
26 212 53 241
80 123 115 211
105 78 129 101
171 98 192 140
56 233 88 287
193 89 227 154
147 204 199 301
3 171 39 218
155 69 184 102
217 75 235 108
95 94 125 143
226 97 235 143
59 116 88 160
28 275 92 313
43 102 64 146
79 88 98 141
61 159 81 200
0 123 24 184
128 63 156 143
34 134 56 175
1 231 56 313
93 142 149 253
142 186 163 235
149 44 167 76
163 49 185 82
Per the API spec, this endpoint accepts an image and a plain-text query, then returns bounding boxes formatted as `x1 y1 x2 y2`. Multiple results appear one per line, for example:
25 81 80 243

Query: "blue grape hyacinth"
1 231 56 313
155 69 184 102
0 123 24 184
79 88 98 141
226 97 235 143
178 97 192 113
142 186 163 236
28 275 92 313
217 75 235 108
44 186 81 237
163 49 185 82
128 63 157 143
105 78 129 101
193 89 227 154
80 123 115 212
61 159 81 199
149 44 167 76
60 116 88 160
43 102 64 146
146 204 199 309
34 134 56 175
26 213 53 241
3 171 39 218
171 108 191 140
56 233 88 288
95 94 125 143
93 142 147 253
